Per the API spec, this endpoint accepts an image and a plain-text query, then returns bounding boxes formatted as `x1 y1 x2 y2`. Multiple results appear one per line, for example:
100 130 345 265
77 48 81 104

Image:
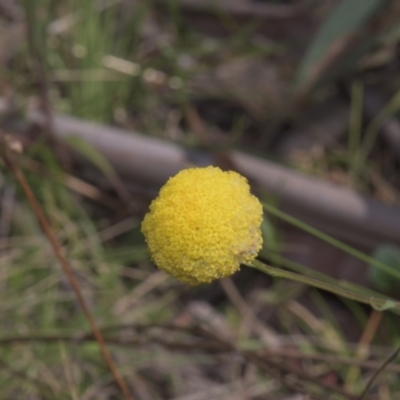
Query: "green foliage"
295 0 390 89
369 244 400 293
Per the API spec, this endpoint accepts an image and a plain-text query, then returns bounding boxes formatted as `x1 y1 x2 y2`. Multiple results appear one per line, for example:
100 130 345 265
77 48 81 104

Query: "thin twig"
260 349 400 374
245 351 359 400
243 352 323 400
0 140 135 400
27 110 400 248
358 346 400 400
345 310 383 389
1 327 399 374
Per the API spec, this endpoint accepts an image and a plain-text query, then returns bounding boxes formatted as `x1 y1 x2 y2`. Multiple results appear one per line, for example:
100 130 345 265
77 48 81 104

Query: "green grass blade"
295 0 389 89
262 202 400 281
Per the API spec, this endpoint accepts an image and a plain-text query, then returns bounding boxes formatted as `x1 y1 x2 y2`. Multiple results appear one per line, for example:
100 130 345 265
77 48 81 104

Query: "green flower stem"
265 251 388 300
262 202 400 280
247 259 400 312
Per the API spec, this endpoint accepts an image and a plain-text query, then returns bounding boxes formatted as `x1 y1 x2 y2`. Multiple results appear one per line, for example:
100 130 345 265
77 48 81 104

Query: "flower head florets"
141 166 263 285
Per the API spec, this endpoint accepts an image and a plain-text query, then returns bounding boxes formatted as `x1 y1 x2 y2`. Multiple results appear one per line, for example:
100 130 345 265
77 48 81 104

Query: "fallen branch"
28 110 400 249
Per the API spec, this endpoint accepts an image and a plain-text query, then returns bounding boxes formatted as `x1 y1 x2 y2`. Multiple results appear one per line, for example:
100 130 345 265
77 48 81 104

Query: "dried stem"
1 327 398 373
0 141 135 400
358 346 400 400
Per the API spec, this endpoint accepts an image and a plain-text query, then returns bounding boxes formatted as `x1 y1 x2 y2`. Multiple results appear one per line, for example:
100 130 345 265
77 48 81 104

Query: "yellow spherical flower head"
141 166 263 285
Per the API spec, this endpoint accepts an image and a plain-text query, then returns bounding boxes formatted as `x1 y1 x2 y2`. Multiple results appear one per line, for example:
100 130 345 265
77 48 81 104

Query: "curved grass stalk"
265 252 390 301
248 259 400 312
262 202 400 280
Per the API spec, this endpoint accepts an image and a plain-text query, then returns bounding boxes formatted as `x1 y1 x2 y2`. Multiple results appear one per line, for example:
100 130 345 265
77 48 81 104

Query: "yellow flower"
141 166 263 285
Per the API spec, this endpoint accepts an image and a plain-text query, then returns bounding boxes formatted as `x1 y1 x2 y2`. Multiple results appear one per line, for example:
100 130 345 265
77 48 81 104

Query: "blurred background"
1 0 400 398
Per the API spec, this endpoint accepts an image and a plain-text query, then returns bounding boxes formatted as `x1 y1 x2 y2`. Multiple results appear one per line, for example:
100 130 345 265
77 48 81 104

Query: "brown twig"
0 139 135 400
27 110 400 249
260 349 400 374
345 310 383 389
243 352 322 400
1 326 398 374
245 351 358 400
358 346 400 400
